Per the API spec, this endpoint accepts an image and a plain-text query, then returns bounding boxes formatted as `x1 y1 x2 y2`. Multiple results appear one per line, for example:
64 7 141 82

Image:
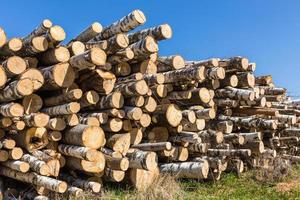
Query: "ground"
104 167 300 200
60 165 300 200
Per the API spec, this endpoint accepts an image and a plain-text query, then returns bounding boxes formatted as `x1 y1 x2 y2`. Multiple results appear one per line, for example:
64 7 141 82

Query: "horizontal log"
160 161 209 179
0 167 67 193
92 9 146 41
62 125 105 149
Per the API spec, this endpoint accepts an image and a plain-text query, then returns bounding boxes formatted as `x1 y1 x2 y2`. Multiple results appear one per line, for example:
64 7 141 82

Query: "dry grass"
254 157 291 183
53 174 183 200
132 174 183 200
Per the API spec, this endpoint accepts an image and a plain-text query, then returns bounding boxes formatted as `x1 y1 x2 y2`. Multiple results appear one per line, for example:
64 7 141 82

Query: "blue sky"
1 0 300 96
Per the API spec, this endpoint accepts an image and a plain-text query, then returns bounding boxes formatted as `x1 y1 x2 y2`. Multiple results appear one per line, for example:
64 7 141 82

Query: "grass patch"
57 165 300 200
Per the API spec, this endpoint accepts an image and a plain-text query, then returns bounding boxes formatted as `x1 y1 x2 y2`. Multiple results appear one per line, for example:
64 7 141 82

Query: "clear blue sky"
1 0 300 96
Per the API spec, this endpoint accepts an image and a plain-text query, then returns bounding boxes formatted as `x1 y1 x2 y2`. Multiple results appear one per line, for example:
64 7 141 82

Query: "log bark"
69 48 107 71
0 102 24 117
127 24 172 44
0 38 23 56
38 46 70 66
79 112 108 124
128 36 158 61
66 41 86 56
62 124 105 149
41 102 80 116
21 154 50 176
72 22 102 43
40 63 75 90
0 79 34 103
22 113 50 127
127 149 158 171
46 117 66 130
105 133 131 155
92 9 146 41
1 160 30 173
23 19 52 42
131 59 157 74
8 147 23 160
103 168 125 182
104 153 129 171
102 33 129 55
95 91 123 109
60 173 101 193
107 48 134 64
43 88 82 107
58 144 104 162
0 167 67 193
160 161 209 179
207 149 251 157
128 167 159 191
12 127 48 152
114 80 149 97
2 56 27 77
65 157 105 173
101 118 123 132
215 87 255 101
162 66 205 83
132 142 172 151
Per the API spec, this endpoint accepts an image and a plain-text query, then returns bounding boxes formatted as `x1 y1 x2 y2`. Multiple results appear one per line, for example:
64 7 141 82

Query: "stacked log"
0 9 299 199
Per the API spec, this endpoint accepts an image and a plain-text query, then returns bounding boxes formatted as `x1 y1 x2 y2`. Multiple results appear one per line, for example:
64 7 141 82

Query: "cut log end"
53 63 75 88
166 104 183 127
20 69 44 91
111 91 124 108
50 25 66 42
132 9 147 24
32 36 49 52
116 34 129 48
85 90 99 105
68 102 81 113
69 41 86 55
90 47 107 66
8 38 23 52
82 126 105 149
92 22 103 33
5 56 27 75
198 87 211 104
171 55 185 69
54 46 70 62
0 150 8 162
22 94 43 114
0 67 7 87
9 103 24 117
160 24 173 40
17 79 34 96
43 19 53 28
0 27 7 48
144 36 158 53
48 118 66 130
135 80 149 95
140 113 151 127
241 58 249 70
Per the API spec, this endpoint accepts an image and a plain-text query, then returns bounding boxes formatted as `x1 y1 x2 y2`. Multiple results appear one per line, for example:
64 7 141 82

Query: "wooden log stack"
0 9 299 199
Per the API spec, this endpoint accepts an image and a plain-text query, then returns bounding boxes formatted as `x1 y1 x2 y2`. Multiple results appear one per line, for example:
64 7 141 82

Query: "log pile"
0 9 299 199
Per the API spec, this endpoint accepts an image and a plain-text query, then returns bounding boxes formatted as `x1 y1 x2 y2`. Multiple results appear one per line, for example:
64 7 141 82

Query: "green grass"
180 172 300 200
98 166 300 200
